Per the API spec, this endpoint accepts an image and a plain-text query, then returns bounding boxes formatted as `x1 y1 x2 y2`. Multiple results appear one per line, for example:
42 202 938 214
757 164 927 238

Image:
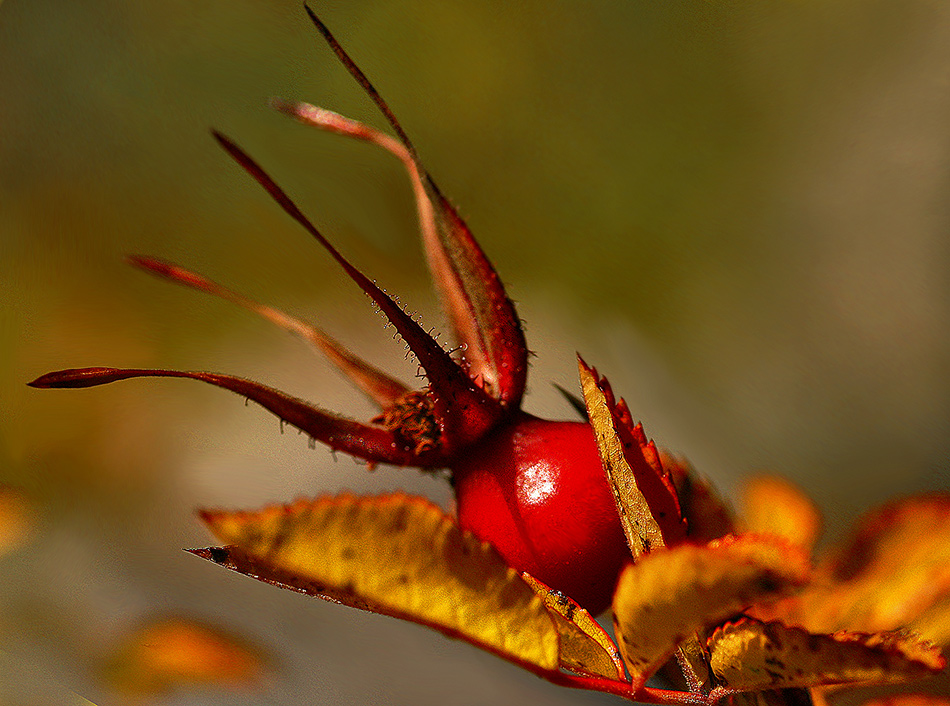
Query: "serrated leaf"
709 619 944 691
197 493 559 672
612 535 810 684
758 495 950 644
522 573 625 681
578 358 686 558
740 476 821 554
102 617 264 695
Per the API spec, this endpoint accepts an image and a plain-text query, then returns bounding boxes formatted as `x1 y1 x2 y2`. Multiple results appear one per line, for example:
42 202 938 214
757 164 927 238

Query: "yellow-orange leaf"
522 572 625 681
740 476 821 554
612 535 810 684
103 617 264 695
198 493 559 672
709 620 944 691
0 485 33 556
759 495 950 642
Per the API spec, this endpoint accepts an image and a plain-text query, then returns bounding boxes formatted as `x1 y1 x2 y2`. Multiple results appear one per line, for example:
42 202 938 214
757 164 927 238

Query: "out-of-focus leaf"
612 535 809 684
197 493 559 672
664 451 735 543
521 572 625 681
757 495 950 643
578 358 686 557
708 619 944 691
102 617 264 695
0 486 32 556
740 476 821 554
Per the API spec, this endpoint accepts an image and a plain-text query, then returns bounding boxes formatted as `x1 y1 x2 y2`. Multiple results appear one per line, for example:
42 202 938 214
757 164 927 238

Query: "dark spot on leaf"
209 546 230 564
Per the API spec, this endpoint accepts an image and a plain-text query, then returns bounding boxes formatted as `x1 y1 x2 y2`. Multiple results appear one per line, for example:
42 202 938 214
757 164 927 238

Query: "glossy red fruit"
453 414 629 615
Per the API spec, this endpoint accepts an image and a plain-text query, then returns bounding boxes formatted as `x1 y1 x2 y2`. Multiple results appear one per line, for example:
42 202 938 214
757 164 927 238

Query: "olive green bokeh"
3 1 950 703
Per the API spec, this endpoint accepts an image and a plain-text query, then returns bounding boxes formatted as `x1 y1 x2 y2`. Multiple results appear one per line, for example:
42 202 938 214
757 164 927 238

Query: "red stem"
540 671 712 705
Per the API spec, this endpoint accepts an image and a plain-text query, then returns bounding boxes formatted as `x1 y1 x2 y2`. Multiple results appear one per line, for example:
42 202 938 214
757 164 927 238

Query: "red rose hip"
453 413 629 615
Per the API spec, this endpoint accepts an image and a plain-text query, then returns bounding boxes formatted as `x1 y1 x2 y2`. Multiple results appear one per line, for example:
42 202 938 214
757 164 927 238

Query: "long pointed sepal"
211 131 503 453
28 367 439 466
299 8 528 408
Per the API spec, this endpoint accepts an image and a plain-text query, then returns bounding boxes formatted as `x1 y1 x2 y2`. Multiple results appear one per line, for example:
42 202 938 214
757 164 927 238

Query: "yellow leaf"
612 535 810 684
740 476 821 554
578 357 685 558
522 572 625 681
198 492 560 672
758 495 950 641
103 617 264 695
709 619 944 691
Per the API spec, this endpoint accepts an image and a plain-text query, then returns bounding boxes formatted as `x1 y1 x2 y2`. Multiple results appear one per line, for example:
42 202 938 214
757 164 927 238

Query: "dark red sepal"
302 6 528 408
29 367 442 466
211 131 505 453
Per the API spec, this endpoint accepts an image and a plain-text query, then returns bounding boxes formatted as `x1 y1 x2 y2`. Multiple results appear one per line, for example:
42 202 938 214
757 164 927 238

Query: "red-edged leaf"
522 572 625 681
195 493 560 673
611 534 810 686
301 7 528 408
212 132 503 454
708 619 944 691
578 357 686 555
28 367 434 466
128 255 409 408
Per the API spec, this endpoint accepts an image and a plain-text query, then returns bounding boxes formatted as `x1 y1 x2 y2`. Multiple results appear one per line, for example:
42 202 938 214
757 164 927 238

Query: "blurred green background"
3 0 950 703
